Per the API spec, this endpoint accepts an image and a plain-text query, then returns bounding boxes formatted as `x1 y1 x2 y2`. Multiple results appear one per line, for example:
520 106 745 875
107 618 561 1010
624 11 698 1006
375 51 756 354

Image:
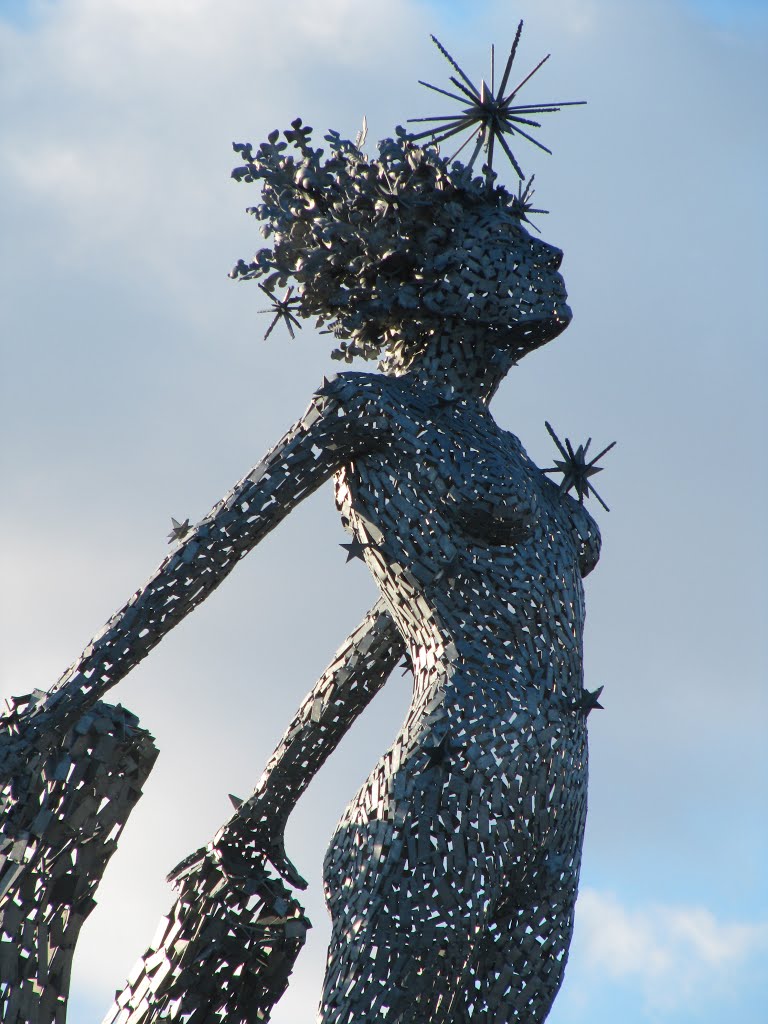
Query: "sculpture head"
231 125 571 371
231 26 585 379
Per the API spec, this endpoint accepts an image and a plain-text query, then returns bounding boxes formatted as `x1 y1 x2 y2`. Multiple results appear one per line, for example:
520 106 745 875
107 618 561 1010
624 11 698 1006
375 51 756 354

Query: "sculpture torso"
324 371 601 966
333 371 600 709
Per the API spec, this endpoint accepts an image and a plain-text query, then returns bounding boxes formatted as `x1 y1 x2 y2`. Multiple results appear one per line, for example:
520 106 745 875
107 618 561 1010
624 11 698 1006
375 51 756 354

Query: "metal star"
543 422 616 511
407 23 585 187
167 517 192 543
258 283 303 340
340 538 374 563
424 733 453 769
510 175 548 232
571 685 604 716
431 387 462 409
315 375 339 399
372 168 413 223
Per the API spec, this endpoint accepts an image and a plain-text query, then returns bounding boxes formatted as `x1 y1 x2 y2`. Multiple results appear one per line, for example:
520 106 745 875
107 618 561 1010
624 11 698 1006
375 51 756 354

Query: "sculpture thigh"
319 713 587 1024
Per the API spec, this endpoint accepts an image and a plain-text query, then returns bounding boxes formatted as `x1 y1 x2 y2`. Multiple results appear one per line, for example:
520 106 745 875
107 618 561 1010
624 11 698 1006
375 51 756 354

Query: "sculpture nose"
538 243 564 271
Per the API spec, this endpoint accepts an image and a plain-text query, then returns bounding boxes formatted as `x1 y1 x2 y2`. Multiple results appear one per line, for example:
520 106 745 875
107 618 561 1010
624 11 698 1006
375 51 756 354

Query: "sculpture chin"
490 307 572 361
516 306 572 332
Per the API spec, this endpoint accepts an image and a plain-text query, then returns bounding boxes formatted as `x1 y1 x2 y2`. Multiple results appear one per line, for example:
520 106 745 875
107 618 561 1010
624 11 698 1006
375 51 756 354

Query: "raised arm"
3 377 384 769
104 600 404 1023
200 597 404 885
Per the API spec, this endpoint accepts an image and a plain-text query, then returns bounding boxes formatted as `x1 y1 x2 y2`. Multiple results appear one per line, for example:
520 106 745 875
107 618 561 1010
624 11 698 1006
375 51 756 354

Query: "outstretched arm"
104 599 404 1022
4 378 383 768
172 597 404 888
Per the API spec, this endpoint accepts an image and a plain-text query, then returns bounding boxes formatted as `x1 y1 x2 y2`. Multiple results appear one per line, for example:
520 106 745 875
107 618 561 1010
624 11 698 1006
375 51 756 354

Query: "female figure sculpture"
1 32 611 1024
222 125 604 1024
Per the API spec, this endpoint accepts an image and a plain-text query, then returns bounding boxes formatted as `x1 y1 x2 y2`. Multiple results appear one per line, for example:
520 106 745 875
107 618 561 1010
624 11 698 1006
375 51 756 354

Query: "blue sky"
1 1 766 1022
0 0 40 30
2 0 766 30
685 0 768 26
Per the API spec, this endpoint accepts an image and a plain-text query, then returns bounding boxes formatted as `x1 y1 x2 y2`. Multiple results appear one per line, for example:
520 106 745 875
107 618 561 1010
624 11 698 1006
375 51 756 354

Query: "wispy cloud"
575 889 768 1014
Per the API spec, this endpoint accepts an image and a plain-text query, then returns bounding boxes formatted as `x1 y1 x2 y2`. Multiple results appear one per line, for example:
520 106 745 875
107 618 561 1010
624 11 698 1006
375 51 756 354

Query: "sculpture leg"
319 757 507 1024
320 823 472 1022
318 730 585 1024
320 812 578 1024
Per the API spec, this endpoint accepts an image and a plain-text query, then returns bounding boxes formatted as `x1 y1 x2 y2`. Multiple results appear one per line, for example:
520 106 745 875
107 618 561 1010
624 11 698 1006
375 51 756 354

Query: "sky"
0 1 766 1022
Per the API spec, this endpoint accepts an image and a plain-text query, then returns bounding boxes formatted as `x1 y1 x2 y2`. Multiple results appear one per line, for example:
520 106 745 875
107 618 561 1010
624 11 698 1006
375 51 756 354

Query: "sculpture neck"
382 325 517 405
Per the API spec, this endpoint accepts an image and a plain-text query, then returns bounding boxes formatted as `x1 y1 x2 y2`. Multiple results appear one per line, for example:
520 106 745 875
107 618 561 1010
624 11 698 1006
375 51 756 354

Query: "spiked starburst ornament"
258 283 303 340
510 175 548 232
408 22 585 188
543 422 616 511
167 517 192 543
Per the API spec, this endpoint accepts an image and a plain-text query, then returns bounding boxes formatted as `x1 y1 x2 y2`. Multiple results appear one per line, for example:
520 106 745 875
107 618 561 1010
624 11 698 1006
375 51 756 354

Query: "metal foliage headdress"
230 23 582 363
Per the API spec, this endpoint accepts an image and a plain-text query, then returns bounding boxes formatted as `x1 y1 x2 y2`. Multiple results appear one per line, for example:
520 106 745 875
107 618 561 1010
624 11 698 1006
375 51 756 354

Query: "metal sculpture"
0 25 612 1024
0 697 157 1023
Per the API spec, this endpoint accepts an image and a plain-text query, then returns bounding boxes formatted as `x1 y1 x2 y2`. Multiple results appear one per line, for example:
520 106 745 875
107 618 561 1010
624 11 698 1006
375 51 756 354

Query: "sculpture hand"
167 830 307 891
166 845 209 885
257 833 308 891
213 813 309 891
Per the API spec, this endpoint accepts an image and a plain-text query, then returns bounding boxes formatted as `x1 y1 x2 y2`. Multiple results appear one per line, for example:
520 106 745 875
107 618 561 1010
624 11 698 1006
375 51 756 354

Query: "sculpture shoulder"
314 370 404 408
312 372 414 440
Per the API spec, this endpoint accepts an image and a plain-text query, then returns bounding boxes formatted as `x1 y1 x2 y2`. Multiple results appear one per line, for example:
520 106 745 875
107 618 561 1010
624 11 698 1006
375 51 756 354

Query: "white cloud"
576 889 768 1013
0 0 430 285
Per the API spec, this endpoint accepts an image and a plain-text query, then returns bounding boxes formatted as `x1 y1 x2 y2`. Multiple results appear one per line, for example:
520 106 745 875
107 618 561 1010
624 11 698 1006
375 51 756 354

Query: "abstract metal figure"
0 28 611 1024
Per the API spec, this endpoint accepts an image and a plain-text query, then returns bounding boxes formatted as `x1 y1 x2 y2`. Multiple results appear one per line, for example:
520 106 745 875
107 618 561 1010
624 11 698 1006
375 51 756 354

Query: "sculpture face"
420 203 572 353
233 129 575 364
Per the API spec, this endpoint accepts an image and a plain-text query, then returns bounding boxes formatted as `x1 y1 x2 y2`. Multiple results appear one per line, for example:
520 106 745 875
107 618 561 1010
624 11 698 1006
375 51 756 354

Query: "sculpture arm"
7 378 383 766
173 598 404 887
